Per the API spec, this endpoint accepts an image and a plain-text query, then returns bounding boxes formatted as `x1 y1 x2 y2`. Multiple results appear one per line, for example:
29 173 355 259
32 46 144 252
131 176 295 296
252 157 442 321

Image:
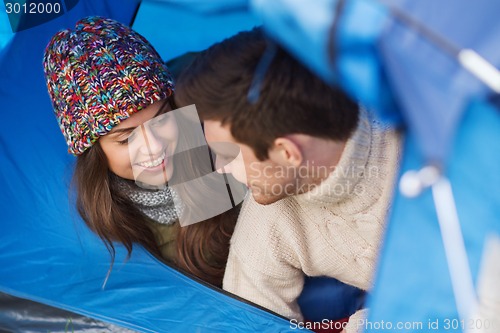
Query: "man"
176 28 401 331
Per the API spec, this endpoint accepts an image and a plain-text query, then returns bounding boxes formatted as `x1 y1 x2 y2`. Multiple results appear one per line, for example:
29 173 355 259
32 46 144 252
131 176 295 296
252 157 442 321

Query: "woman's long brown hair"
74 142 162 261
73 98 239 288
176 204 240 287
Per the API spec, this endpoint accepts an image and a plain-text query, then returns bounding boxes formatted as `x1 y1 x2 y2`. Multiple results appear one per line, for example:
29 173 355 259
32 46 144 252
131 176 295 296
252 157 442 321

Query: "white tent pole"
432 177 478 332
401 167 479 332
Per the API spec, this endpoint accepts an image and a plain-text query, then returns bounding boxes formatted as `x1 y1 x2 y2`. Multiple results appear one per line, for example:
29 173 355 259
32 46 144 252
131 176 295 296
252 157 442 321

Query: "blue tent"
1 0 499 332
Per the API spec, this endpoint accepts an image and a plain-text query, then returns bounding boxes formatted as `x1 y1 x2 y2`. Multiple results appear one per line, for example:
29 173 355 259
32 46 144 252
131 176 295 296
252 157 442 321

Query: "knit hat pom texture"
43 16 174 155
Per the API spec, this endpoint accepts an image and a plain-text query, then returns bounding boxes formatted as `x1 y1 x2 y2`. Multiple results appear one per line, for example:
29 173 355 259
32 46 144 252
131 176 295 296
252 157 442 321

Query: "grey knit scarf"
115 177 182 225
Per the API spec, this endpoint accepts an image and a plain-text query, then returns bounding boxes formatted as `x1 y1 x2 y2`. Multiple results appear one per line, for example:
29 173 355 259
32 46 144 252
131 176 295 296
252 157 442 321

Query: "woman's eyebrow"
108 127 135 136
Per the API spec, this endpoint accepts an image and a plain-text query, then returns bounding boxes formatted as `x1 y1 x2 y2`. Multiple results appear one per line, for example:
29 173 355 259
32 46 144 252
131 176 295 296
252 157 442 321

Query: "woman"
43 16 240 287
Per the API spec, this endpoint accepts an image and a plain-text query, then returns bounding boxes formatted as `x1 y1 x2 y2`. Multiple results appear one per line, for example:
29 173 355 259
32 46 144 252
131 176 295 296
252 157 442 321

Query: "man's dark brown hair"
176 28 359 161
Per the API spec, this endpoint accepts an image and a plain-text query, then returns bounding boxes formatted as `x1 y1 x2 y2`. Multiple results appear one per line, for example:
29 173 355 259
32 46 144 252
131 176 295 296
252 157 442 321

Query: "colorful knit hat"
43 16 174 155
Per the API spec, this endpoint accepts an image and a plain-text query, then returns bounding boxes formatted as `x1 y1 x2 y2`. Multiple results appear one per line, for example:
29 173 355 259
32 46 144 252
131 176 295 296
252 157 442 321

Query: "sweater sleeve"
222 196 305 320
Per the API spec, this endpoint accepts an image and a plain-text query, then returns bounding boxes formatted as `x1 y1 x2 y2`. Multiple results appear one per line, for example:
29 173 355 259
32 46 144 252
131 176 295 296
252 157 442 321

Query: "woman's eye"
117 138 129 145
117 132 136 145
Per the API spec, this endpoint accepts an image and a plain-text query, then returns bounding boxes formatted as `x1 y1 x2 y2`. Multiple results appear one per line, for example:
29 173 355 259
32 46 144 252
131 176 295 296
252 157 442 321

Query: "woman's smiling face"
99 99 178 187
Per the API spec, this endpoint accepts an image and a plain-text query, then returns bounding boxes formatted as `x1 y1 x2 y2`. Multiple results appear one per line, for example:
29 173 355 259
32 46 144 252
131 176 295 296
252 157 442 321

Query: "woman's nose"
139 124 163 156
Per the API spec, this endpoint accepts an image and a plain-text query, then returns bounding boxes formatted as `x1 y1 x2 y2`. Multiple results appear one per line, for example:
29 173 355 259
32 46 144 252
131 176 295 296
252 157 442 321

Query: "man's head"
176 28 359 204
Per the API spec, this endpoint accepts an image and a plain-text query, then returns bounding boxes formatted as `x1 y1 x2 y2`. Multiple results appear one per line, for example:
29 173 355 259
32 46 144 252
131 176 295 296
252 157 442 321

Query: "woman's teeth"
138 153 165 168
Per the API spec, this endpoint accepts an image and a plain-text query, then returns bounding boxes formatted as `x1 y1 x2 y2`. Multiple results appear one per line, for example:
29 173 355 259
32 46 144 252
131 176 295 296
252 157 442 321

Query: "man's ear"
269 137 303 167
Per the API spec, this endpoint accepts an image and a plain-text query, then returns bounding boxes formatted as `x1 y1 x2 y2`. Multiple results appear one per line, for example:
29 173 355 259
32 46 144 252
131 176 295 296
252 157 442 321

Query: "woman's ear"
269 137 303 167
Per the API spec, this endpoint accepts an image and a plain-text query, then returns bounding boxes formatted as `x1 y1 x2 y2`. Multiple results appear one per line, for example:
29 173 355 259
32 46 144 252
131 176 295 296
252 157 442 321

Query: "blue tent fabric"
378 0 500 165
367 100 500 332
0 6 14 54
132 1 261 62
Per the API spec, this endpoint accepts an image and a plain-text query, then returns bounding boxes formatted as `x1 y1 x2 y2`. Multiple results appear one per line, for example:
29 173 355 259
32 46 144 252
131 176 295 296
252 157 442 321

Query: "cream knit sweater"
223 112 401 331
